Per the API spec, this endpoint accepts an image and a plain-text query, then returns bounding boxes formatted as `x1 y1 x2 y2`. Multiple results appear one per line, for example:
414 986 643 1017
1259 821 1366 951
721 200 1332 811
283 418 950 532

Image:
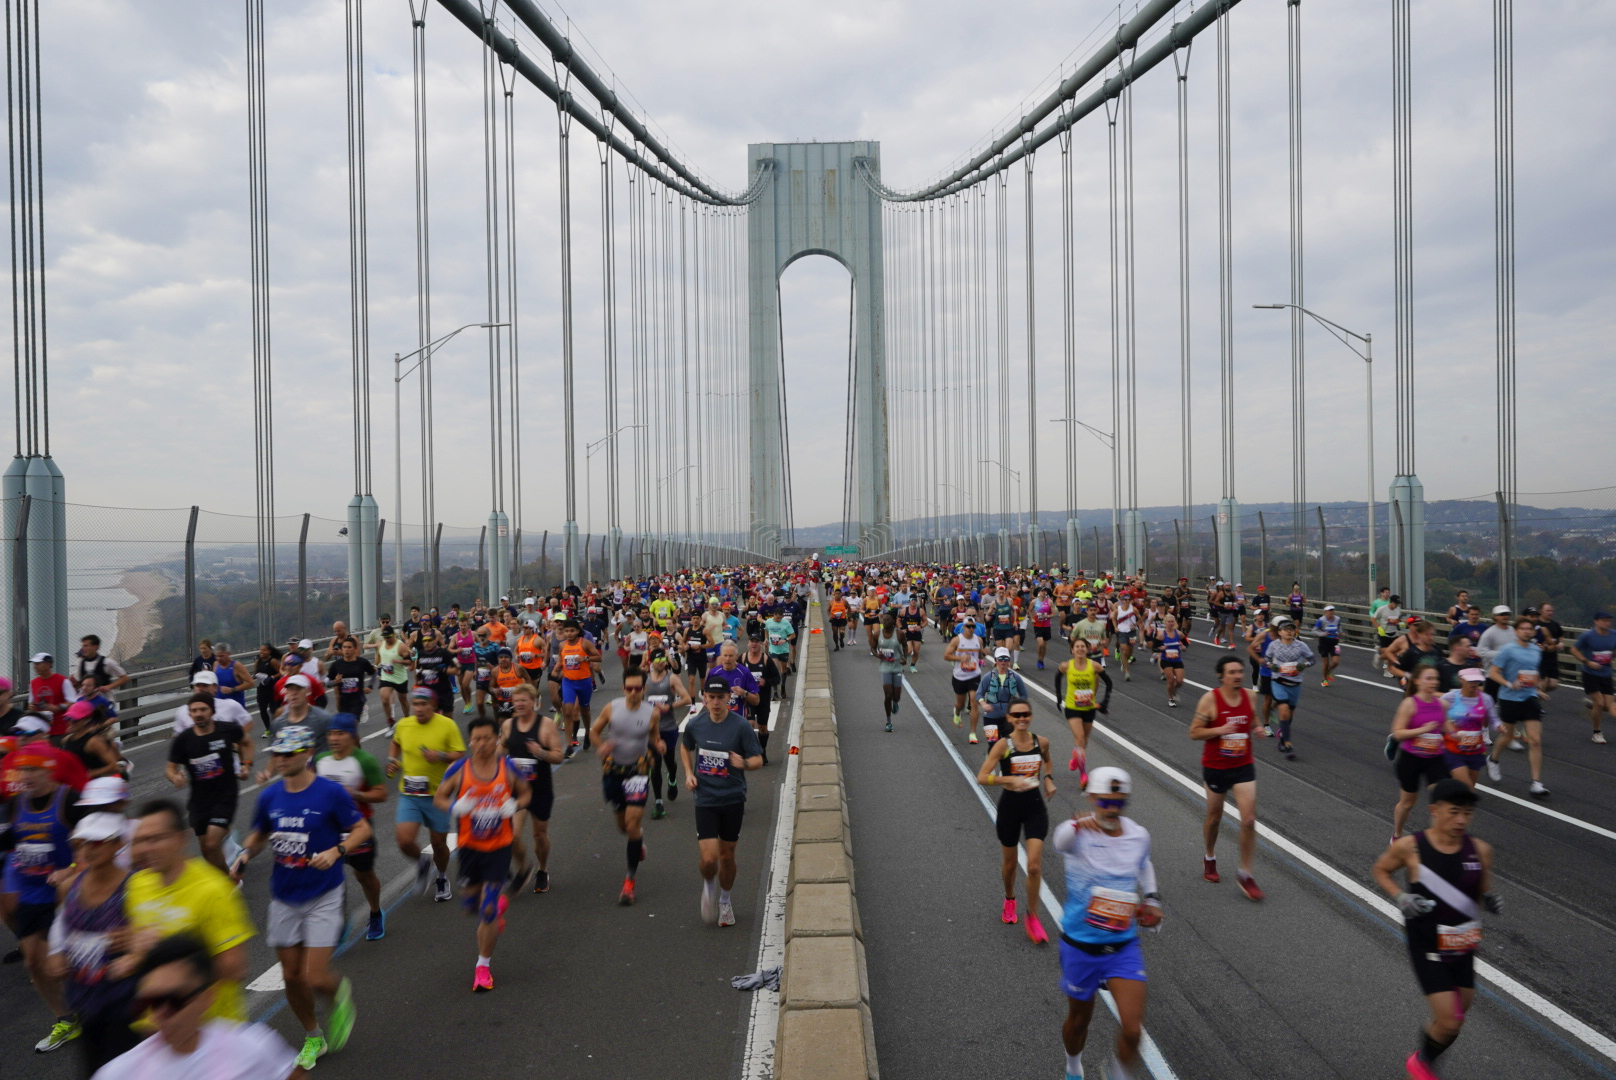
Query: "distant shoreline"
111 569 175 663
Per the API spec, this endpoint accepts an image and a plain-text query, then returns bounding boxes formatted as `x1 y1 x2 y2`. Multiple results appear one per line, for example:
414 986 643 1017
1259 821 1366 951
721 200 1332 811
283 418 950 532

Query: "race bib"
470 802 503 839
189 753 224 781
269 830 309 868
1071 688 1095 707
1517 671 1539 687
769 634 785 646
1007 756 1040 778
961 658 978 673
420 668 439 684
458 649 475 663
340 677 360 693
476 666 491 681
518 651 535 664
564 655 583 671
1453 730 1484 752
1437 920 1482 955
403 775 430 796
878 648 896 662
1084 886 1139 933
1414 732 1445 754
1218 732 1249 757
697 747 730 778
983 723 999 743
510 757 538 781
647 695 670 707
1593 651 1613 667
381 663 395 675
12 840 52 872
1278 663 1300 677
1164 647 1180 660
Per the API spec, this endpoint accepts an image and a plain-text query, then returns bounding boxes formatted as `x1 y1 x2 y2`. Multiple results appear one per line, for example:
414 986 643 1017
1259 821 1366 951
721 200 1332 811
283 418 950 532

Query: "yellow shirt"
125 859 255 1021
392 713 466 796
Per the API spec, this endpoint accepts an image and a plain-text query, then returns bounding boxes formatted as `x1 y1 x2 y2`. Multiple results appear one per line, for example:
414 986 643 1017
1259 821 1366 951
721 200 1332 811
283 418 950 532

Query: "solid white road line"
903 679 1182 1080
742 601 812 1080
1023 678 1616 1065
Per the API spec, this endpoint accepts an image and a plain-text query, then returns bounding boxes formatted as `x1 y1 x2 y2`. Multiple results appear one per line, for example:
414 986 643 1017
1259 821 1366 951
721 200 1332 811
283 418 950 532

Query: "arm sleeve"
1051 818 1080 857
1138 853 1160 897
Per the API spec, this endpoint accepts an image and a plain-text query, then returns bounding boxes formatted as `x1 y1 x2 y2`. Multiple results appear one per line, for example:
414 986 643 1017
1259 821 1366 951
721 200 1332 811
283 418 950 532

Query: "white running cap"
1085 766 1132 796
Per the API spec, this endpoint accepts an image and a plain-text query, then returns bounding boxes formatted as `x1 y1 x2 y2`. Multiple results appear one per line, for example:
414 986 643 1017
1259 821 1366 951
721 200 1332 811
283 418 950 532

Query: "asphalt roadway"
833 619 1616 1080
4 650 793 1080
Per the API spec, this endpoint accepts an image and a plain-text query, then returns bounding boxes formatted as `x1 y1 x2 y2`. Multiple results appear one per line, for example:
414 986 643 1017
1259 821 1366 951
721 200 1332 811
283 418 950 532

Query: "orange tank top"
560 640 592 680
516 633 544 670
456 757 516 851
493 667 525 701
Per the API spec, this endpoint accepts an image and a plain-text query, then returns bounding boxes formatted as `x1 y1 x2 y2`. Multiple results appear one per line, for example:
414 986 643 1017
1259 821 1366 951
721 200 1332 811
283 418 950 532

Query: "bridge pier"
1388 473 1425 607
1217 496 1242 585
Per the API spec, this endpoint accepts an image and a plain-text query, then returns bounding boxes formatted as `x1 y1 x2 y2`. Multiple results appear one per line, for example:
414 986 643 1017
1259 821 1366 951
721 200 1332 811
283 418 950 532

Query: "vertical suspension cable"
1059 112 1076 565
1493 0 1515 606
1106 91 1123 572
1174 31 1193 567
554 60 578 581
1123 63 1139 572
408 0 435 601
245 0 276 635
502 60 521 583
1216 2 1235 505
1022 145 1038 561
995 172 1009 544
479 4 505 536
1287 0 1306 591
344 0 372 500
598 127 618 562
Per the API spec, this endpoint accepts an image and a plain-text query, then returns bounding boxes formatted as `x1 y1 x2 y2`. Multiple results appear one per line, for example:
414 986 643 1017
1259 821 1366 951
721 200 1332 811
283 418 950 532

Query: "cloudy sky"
23 0 1616 538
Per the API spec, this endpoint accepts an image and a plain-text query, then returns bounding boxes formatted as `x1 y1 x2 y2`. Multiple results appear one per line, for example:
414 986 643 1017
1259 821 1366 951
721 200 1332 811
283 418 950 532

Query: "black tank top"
1409 831 1481 952
61 731 101 771
997 736 1045 806
504 716 552 794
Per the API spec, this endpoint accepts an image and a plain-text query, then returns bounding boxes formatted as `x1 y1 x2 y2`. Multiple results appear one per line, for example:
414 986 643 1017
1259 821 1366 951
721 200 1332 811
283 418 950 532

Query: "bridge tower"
747 142 889 555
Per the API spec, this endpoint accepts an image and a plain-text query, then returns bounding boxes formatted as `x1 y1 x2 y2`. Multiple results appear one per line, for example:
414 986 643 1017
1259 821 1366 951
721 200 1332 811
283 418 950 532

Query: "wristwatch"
336 843 348 857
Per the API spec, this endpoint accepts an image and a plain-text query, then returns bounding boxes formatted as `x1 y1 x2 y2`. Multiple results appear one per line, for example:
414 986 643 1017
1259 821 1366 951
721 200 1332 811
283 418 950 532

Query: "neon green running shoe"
327 977 355 1051
34 1018 80 1053
296 1033 328 1070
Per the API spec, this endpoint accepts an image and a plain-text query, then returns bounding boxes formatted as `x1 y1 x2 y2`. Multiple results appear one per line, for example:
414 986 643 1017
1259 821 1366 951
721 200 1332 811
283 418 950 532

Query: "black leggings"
650 729 680 800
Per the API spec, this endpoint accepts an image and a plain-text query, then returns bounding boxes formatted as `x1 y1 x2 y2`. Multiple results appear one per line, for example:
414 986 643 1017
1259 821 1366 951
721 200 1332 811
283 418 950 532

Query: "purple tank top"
61 873 137 1016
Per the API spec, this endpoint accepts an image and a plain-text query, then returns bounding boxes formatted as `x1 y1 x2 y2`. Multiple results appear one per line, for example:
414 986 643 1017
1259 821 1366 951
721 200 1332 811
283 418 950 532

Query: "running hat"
72 813 129 843
191 670 219 685
1458 668 1486 683
1428 778 1479 807
328 713 359 735
283 673 313 690
496 647 512 657
297 639 314 649
0 676 11 692
702 676 732 696
499 596 509 602
1596 612 1613 621
79 776 129 806
270 725 316 754
64 700 97 721
29 652 52 663
10 716 49 735
1085 766 1132 796
993 647 1012 660
282 653 305 666
1492 605 1512 615
408 687 436 701
1323 604 1336 611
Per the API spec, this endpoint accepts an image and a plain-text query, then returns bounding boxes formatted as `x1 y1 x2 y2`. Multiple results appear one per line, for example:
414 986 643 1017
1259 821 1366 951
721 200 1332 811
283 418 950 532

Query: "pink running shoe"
1001 898 1018 925
473 965 494 993
1404 1051 1438 1080
1069 748 1080 772
1025 913 1048 945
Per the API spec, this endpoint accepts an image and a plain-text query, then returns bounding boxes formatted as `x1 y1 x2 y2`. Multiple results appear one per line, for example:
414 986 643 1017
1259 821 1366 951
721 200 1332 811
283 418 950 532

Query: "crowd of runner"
0 570 811 1077
5 555 1606 1078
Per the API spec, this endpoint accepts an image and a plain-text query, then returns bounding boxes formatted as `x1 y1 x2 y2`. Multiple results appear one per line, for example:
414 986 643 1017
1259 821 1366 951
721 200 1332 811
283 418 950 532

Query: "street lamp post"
1254 304 1374 602
1050 419 1119 573
978 460 1021 564
392 322 506 619
585 424 643 577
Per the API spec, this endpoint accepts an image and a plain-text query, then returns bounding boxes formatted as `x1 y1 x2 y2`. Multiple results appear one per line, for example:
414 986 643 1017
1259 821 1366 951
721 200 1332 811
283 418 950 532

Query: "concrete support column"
1388 474 1425 607
1216 497 1242 585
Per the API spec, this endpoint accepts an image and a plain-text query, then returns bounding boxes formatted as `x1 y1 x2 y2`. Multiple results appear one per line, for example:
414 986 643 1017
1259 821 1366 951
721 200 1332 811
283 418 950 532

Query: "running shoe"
1237 874 1264 902
701 882 719 924
532 869 550 894
1321 677 1333 687
1594 732 1608 745
434 876 453 902
620 877 636 906
328 977 356 1050
1278 740 1296 759
952 711 962 727
968 732 979 744
652 799 666 819
1001 897 1018 925
365 912 386 940
296 1034 328 1070
884 721 892 732
1025 912 1048 945
473 965 494 993
1013 662 1021 671
1509 739 1525 752
1203 858 1220 884
1069 748 1081 772
1167 697 1178 708
1530 780 1549 798
1404 1051 1439 1080
666 779 679 801
717 897 736 927
415 852 435 896
463 704 472 715
34 1018 79 1053
1123 671 1130 682
1037 660 1045 670
1485 759 1502 782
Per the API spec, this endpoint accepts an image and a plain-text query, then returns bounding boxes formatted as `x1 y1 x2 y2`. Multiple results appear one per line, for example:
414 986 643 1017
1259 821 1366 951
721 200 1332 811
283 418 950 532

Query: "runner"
1030 587 1056 670
1113 594 1140 682
741 636 782 762
1440 669 1498 788
1389 664 1451 841
1054 636 1113 784
1158 615 1188 708
556 620 603 758
165 695 253 872
501 683 562 892
900 597 927 672
828 590 851 650
875 612 904 733
642 651 693 818
1264 619 1316 760
5 743 79 1051
1053 767 1162 1080
590 671 662 905
975 698 1054 943
680 676 764 928
1371 779 1500 1080
1533 603 1563 695
1285 581 1306 624
978 647 1028 745
1313 604 1343 686
1569 611 1616 744
433 717 529 991
1485 616 1548 796
386 688 466 903
943 616 986 742
412 628 459 720
1374 594 1406 678
450 618 480 714
313 713 389 940
373 625 412 733
1190 656 1262 899
763 607 796 697
231 725 366 1070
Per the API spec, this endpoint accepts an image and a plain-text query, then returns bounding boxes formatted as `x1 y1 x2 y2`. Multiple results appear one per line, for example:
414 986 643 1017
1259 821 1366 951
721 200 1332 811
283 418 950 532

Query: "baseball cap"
328 713 359 735
1458 667 1486 683
1086 766 1132 796
702 676 732 696
270 725 316 754
283 673 312 690
72 812 129 843
79 776 129 806
1323 604 1336 611
499 595 509 602
0 675 11 692
1492 605 1512 615
65 700 97 721
1428 778 1479 807
297 639 314 649
190 670 219 685
1596 611 1613 621
11 716 50 735
29 652 52 664
282 652 304 665
993 647 1012 660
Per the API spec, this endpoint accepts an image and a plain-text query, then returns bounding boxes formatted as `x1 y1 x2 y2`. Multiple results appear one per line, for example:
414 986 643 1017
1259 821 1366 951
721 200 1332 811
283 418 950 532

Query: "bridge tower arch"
748 142 888 555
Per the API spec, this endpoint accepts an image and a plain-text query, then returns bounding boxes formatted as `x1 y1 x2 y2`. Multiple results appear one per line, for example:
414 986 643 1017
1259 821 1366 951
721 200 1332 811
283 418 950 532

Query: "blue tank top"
215 659 246 704
4 786 73 904
1161 633 1183 662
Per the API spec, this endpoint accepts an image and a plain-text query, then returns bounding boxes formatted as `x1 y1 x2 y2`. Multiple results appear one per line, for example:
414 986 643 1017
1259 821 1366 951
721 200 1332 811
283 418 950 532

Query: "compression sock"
1420 1030 1455 1063
627 838 644 877
720 888 732 905
649 767 664 800
1279 718 1293 743
1065 1053 1084 1078
757 729 770 753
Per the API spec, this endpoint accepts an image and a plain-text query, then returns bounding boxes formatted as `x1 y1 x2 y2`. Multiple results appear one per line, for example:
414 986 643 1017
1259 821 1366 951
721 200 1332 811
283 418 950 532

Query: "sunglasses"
137 984 207 1016
1093 797 1128 810
1008 711 1033 719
